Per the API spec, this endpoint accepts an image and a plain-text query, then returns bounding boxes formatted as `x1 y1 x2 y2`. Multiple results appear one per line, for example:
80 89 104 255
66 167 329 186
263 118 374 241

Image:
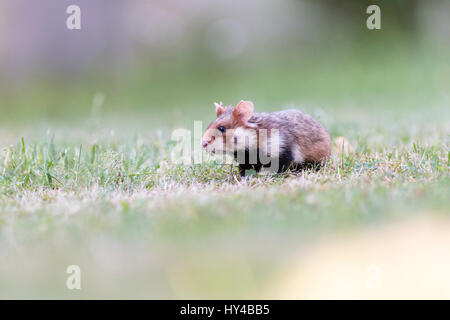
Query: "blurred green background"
0 0 449 128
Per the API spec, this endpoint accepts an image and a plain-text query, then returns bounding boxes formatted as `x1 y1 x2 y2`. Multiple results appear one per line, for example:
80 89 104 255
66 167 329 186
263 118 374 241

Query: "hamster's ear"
233 100 254 123
214 102 225 117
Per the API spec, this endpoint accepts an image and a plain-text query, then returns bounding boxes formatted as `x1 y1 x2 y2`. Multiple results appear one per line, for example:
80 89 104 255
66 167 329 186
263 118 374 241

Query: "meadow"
0 42 449 298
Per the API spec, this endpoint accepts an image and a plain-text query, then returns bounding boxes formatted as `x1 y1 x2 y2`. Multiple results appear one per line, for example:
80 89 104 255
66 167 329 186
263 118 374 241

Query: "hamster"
202 100 331 176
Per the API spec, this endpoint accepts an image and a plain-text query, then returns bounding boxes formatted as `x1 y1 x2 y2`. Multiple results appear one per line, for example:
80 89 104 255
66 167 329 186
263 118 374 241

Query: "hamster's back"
251 109 331 164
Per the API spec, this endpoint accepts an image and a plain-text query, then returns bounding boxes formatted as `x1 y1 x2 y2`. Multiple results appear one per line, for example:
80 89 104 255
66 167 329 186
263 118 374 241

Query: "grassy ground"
0 106 448 298
0 41 449 298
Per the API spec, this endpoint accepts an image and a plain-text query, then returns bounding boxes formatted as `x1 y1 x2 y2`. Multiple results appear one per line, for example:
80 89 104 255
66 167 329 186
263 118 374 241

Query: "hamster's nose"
202 140 208 148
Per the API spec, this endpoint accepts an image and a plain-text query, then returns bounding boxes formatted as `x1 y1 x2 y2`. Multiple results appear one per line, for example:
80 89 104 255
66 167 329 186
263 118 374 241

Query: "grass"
0 107 448 298
0 39 449 298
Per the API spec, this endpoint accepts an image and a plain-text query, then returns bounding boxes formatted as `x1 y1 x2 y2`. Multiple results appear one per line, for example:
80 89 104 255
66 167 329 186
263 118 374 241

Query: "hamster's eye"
218 126 226 133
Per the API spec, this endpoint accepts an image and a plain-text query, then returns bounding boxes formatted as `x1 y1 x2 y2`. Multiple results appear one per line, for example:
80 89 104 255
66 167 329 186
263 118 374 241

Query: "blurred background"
0 0 449 128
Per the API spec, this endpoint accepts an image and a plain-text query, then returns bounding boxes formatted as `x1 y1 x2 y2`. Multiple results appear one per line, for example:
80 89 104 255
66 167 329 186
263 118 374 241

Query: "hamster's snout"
201 135 215 148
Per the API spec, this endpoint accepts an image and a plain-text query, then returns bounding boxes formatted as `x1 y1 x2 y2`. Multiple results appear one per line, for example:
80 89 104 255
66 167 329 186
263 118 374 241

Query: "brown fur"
202 100 331 174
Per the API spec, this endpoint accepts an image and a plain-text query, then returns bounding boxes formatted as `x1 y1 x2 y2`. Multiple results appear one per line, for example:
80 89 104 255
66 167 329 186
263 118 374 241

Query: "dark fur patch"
234 148 305 176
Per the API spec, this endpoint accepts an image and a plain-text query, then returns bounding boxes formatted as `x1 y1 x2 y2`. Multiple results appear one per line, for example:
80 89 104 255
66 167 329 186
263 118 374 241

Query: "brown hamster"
202 100 331 176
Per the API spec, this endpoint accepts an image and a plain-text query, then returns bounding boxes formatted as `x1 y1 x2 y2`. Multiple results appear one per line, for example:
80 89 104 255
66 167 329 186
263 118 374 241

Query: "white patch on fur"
258 129 285 158
232 127 258 151
204 127 296 167
291 144 304 163
202 128 223 153
203 131 234 164
205 134 223 153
